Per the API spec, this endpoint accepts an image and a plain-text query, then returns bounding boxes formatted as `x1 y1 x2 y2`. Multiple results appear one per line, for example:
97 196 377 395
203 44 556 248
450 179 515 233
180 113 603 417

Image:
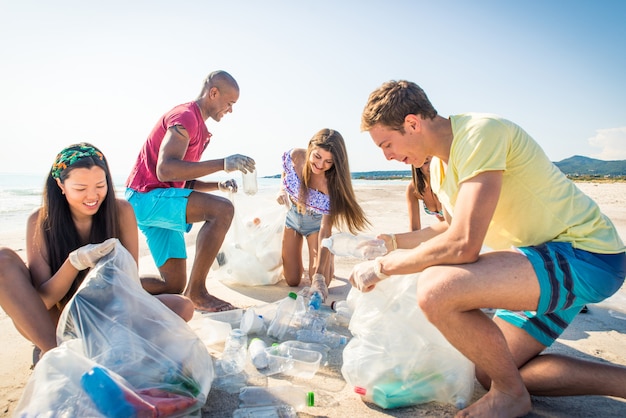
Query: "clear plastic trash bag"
15 240 213 417
341 273 475 409
214 204 286 286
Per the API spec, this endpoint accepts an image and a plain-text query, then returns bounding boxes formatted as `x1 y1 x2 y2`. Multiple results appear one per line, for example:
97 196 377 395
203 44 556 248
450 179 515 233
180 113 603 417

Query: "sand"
1 182 626 417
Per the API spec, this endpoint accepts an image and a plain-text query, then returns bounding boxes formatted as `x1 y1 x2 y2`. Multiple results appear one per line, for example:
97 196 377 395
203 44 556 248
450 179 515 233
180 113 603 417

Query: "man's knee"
416 267 452 322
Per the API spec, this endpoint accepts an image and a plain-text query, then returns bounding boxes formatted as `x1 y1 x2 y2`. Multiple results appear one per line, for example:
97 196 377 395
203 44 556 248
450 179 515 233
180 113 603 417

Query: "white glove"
349 257 388 292
310 273 329 302
224 154 255 174
276 190 289 206
356 238 388 259
69 238 117 270
219 179 238 193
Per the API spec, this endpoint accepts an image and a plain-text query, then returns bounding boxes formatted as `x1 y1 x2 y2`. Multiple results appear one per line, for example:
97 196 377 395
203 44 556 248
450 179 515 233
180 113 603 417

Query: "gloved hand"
69 238 117 270
349 257 388 292
310 273 329 302
276 189 289 206
219 179 238 193
224 154 255 174
356 238 388 259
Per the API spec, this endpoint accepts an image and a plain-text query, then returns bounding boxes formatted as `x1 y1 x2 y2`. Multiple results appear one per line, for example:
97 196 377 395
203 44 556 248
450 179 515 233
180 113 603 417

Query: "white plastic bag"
214 203 286 286
341 274 475 409
16 240 213 417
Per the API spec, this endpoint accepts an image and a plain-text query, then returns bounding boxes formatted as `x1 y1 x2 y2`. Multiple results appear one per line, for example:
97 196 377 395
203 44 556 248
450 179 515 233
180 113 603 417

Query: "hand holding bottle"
224 154 255 174
310 274 329 302
69 238 117 270
276 189 289 206
219 179 238 193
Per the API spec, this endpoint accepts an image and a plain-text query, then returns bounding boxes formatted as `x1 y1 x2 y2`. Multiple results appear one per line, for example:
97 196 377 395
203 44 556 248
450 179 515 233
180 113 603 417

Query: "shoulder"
290 148 307 165
116 199 136 221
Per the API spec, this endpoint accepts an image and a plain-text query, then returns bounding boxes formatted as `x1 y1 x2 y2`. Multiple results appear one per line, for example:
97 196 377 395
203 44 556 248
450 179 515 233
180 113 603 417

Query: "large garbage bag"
15 240 213 417
214 202 286 286
341 273 475 409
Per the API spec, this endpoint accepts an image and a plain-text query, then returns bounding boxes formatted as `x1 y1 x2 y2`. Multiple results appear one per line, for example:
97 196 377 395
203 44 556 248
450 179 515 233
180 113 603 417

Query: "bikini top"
282 150 331 215
424 206 444 218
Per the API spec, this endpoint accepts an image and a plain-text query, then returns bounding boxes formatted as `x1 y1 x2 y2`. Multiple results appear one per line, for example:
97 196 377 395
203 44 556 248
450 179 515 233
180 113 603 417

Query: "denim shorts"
125 188 193 267
285 204 323 237
496 242 626 347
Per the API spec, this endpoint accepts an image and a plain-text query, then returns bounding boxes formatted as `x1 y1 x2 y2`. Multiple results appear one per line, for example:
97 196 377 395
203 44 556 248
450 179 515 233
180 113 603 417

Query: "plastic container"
202 308 244 328
281 340 331 366
248 338 269 369
267 292 305 340
296 329 348 349
242 169 258 195
240 308 265 335
189 314 232 346
216 329 248 377
239 385 315 410
264 343 322 379
321 232 387 259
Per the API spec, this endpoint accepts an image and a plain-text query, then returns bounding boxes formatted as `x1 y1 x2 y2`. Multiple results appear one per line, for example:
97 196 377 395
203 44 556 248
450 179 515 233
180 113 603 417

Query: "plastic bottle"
233 404 297 418
321 232 387 259
242 169 258 195
308 291 323 311
295 329 348 348
80 366 155 417
248 338 269 369
238 385 315 410
329 300 353 327
267 292 305 340
217 328 248 376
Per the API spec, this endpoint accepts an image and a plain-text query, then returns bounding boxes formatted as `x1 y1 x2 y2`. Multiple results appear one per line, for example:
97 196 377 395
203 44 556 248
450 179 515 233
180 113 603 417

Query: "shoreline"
1 182 626 417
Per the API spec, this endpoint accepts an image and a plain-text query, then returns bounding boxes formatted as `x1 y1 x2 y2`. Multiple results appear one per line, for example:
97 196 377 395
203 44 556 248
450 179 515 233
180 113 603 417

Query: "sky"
1 0 625 181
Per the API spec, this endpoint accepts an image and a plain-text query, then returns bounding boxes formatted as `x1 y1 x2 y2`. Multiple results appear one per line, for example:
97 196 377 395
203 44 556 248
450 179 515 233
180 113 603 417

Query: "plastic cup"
242 170 258 195
240 308 265 334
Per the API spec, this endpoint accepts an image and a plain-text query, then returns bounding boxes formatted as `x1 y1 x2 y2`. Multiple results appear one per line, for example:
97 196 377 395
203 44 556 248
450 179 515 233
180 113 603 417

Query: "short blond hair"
361 80 437 133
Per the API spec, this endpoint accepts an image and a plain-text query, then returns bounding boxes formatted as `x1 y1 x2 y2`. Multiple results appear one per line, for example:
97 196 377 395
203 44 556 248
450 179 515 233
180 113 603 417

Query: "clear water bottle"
242 169 258 195
267 292 305 340
321 232 387 259
233 404 297 418
238 385 315 410
248 338 269 369
217 329 248 376
295 329 348 348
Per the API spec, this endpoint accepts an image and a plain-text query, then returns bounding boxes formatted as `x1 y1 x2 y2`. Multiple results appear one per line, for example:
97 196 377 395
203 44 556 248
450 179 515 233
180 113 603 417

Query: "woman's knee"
0 248 27 281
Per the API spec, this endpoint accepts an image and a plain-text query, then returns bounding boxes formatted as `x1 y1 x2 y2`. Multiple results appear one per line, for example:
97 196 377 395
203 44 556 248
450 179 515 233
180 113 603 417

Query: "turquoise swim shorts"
125 187 193 267
496 242 625 347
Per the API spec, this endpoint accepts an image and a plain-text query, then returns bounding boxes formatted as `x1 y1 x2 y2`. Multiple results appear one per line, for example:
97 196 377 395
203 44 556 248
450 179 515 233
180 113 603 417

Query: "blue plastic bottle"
308 291 323 311
80 366 140 417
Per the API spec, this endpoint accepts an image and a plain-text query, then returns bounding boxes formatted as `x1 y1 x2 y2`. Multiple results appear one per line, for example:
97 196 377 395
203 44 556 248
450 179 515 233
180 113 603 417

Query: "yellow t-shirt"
431 113 624 253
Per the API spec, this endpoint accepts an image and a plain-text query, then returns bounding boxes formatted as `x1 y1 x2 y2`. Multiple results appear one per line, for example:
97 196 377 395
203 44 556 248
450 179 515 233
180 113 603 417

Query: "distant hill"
264 156 626 180
554 155 626 177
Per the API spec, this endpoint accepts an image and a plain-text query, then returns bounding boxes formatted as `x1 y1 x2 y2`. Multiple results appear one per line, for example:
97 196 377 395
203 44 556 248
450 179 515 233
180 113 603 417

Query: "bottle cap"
307 391 315 406
354 386 367 396
288 292 297 300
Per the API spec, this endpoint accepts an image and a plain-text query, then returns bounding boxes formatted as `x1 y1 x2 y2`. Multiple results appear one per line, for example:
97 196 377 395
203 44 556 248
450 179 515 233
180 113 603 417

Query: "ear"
404 114 421 132
209 86 220 99
55 178 65 195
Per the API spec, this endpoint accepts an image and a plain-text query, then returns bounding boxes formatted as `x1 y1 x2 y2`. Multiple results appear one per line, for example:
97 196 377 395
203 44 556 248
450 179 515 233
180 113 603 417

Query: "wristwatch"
374 257 390 280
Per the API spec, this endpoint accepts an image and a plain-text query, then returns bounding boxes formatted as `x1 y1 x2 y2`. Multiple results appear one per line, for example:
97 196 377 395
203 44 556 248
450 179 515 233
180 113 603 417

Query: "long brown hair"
299 129 370 234
38 142 119 306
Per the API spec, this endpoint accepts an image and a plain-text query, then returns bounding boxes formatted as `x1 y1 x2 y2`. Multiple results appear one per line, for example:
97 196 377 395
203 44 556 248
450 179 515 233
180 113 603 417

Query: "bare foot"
187 292 236 312
455 386 531 418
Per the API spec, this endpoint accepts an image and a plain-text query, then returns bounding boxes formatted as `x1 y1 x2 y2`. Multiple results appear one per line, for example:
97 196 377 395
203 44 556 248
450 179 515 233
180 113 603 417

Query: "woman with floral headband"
0 142 193 361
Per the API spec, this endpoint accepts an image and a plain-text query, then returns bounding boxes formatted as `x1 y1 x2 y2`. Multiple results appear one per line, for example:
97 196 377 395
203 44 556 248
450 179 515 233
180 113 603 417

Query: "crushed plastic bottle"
295 329 348 348
321 232 387 259
308 291 323 311
217 329 248 376
239 385 315 411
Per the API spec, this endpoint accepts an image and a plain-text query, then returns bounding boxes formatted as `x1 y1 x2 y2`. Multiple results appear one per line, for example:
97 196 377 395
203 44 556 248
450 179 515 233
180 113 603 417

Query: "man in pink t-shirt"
125 70 255 312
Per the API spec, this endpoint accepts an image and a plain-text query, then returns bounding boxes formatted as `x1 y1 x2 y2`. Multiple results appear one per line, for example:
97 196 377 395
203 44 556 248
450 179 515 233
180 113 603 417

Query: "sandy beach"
1 181 626 417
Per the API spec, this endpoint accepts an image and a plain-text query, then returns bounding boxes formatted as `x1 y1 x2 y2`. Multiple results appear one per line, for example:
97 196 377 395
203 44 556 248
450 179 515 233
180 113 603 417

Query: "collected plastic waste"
321 232 387 259
248 338 269 369
296 329 348 348
267 292 306 340
239 385 315 411
217 329 248 377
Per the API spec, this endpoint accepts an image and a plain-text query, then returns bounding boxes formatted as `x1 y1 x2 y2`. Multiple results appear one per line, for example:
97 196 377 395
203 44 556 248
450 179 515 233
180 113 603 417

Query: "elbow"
156 161 177 182
451 240 482 264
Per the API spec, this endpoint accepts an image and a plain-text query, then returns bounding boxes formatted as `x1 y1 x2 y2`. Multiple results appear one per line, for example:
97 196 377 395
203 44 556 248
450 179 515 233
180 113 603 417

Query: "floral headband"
51 144 104 179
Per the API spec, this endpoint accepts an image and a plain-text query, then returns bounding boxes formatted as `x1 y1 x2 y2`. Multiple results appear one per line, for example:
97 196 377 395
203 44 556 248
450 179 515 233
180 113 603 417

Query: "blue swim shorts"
125 187 193 267
496 242 626 347
285 204 323 237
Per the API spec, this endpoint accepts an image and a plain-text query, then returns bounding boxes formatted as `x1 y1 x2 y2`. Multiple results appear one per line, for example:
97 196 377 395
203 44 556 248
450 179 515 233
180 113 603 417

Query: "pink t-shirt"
126 102 212 192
